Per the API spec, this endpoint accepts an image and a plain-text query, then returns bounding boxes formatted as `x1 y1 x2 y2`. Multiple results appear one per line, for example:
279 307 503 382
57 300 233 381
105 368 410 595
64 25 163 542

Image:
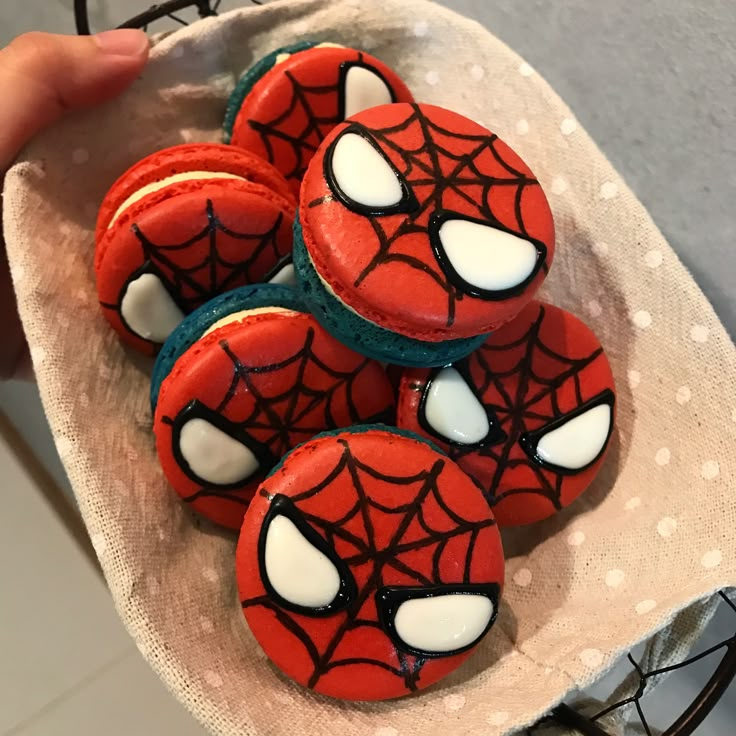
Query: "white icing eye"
267 262 297 287
423 367 490 445
177 417 260 485
120 272 184 342
342 65 394 119
534 402 612 470
328 131 404 209
393 593 495 654
264 515 342 608
435 217 540 295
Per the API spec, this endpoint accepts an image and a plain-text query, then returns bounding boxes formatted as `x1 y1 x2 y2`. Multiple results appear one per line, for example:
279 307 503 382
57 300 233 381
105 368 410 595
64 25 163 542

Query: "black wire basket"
69 2 736 733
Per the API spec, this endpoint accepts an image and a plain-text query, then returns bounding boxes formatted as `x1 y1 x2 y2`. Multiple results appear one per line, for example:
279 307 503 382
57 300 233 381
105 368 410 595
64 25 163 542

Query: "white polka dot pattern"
644 249 663 268
599 181 618 199
567 531 586 546
701 460 719 480
425 70 440 86
580 648 604 667
518 62 534 76
632 310 652 329
657 517 677 537
560 117 577 135
605 569 625 588
443 694 466 712
690 325 709 343
513 568 532 587
470 64 484 80
701 550 723 569
655 447 671 466
676 385 691 404
636 599 657 615
550 176 568 195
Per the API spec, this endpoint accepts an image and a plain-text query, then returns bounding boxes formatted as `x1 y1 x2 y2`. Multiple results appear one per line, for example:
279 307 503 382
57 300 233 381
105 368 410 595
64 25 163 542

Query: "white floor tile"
0 434 132 733
11 650 209 736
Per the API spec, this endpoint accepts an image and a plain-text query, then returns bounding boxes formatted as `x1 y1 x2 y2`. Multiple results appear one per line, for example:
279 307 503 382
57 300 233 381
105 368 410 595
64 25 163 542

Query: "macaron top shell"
237 426 504 700
228 45 414 195
96 142 294 243
150 283 307 410
223 41 317 143
95 143 296 355
153 312 395 529
300 102 555 341
397 300 616 526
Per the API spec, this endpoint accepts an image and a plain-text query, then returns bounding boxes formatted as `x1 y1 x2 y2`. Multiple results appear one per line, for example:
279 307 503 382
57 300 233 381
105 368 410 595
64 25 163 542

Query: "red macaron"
237 426 505 700
154 305 395 529
226 43 414 196
397 301 617 526
298 103 555 346
95 143 296 354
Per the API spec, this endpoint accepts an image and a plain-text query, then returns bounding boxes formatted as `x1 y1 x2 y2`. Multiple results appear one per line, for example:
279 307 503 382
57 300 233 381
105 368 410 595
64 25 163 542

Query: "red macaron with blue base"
293 102 555 367
224 42 414 196
152 284 396 529
95 143 296 355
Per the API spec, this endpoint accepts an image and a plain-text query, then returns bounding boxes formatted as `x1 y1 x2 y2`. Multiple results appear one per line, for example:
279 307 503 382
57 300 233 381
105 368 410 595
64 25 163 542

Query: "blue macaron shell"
150 283 307 411
262 422 447 482
223 41 318 143
292 214 488 367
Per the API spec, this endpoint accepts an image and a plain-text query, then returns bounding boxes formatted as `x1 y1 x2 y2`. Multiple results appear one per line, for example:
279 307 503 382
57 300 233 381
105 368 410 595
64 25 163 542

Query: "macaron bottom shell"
292 215 487 367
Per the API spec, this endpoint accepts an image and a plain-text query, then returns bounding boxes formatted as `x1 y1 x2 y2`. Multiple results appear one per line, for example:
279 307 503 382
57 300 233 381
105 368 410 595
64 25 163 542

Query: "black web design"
445 305 604 510
310 104 544 328
247 57 366 182
163 329 388 506
242 438 498 692
101 200 286 317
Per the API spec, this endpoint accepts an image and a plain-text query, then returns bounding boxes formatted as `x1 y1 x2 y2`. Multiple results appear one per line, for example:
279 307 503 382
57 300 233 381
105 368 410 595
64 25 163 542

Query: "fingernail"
93 29 149 57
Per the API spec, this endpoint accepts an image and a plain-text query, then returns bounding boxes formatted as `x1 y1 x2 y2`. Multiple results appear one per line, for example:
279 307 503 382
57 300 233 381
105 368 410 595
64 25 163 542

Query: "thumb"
0 30 149 170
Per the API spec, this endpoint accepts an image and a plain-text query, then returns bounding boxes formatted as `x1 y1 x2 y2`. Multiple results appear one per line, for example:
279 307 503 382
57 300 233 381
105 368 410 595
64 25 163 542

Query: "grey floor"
0 1 734 734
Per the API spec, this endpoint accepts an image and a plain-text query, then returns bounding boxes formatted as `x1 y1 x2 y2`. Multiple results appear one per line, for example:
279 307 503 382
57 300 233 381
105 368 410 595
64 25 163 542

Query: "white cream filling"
109 171 247 227
310 250 374 323
274 42 344 66
201 307 297 338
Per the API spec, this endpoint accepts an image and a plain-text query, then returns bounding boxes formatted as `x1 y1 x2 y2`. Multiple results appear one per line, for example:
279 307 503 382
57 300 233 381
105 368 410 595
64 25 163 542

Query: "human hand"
0 29 149 379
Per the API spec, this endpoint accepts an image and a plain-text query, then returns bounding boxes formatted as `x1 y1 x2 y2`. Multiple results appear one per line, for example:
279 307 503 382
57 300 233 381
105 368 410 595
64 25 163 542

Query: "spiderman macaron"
152 285 395 529
224 41 414 196
95 143 295 354
237 425 505 700
397 301 617 526
294 102 556 367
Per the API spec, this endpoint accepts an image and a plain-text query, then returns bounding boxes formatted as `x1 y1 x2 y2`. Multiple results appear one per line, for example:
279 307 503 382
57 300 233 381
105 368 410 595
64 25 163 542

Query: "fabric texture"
3 0 735 733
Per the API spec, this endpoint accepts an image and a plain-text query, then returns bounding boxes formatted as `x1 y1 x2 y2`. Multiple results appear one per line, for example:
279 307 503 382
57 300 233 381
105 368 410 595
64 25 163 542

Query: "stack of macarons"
93 40 617 702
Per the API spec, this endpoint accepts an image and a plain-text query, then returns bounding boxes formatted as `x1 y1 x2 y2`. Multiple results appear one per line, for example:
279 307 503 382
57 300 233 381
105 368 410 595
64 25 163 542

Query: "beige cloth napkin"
3 0 735 733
